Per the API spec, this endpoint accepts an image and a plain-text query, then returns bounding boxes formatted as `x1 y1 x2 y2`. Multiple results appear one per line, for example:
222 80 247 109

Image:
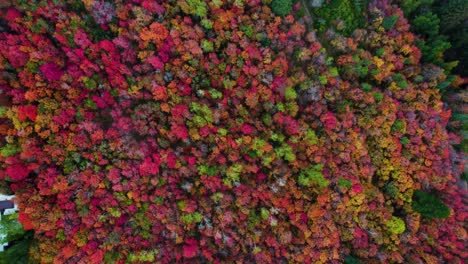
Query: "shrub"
344 255 362 264
338 178 352 188
385 216 406 234
382 15 399 30
297 164 329 188
412 190 451 219
271 0 293 17
413 12 439 37
0 144 19 158
91 1 115 25
182 0 208 17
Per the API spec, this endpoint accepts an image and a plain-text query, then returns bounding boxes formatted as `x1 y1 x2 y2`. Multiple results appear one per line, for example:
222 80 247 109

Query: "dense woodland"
0 0 466 263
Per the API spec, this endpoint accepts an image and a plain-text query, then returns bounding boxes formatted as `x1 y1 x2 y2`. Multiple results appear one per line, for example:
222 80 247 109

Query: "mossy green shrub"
385 216 406 234
0 144 19 158
344 255 362 264
271 0 293 17
412 190 450 219
382 15 399 30
338 178 352 188
181 0 208 17
297 164 329 188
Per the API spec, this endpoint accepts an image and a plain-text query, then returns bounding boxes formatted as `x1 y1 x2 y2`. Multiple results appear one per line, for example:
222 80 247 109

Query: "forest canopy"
0 0 466 263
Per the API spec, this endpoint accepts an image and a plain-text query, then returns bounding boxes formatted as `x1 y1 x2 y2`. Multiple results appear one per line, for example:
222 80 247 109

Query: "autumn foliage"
0 0 466 263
